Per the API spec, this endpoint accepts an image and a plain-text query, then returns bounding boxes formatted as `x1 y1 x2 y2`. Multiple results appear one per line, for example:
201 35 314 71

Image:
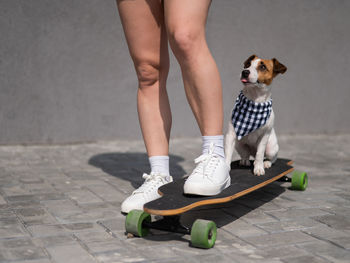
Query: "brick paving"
0 135 349 263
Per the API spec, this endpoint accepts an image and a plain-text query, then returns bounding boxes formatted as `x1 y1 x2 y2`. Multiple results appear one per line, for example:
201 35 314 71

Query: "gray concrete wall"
1 0 349 144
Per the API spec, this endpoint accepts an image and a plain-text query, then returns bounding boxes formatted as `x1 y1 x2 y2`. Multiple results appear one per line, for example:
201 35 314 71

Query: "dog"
225 54 287 176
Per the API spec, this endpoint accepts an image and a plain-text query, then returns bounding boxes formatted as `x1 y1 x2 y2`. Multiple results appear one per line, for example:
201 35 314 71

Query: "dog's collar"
231 91 273 140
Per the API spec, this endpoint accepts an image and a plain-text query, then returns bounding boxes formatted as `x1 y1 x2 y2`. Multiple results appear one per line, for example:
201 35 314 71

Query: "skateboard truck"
143 215 191 235
277 175 292 182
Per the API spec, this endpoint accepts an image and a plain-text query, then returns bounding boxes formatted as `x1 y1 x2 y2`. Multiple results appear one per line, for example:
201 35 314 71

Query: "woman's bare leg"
118 0 173 213
164 0 230 196
117 0 171 157
164 0 223 136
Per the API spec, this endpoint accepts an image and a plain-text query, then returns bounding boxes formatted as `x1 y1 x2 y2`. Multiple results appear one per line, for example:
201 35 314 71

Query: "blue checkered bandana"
231 91 272 140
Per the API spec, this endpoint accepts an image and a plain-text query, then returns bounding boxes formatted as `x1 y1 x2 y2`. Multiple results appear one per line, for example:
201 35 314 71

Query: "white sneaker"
184 143 231 196
121 172 173 214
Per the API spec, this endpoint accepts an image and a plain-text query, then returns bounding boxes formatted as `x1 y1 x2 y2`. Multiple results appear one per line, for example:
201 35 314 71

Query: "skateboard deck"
144 158 294 216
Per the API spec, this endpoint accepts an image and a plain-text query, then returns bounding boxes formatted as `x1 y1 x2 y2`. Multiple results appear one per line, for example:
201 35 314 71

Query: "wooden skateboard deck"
144 158 294 216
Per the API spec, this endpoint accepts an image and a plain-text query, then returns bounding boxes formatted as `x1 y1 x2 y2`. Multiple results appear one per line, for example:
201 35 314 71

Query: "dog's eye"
259 64 267 71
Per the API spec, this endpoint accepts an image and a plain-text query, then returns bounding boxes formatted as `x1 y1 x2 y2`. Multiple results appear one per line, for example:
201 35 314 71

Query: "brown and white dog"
225 55 287 176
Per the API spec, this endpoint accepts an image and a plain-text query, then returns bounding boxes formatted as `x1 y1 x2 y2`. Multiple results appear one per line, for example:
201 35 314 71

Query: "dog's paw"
254 162 265 176
240 159 251 166
264 160 272 169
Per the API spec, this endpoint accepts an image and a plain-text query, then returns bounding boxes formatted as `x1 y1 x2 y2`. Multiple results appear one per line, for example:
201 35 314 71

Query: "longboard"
145 158 294 216
125 158 308 248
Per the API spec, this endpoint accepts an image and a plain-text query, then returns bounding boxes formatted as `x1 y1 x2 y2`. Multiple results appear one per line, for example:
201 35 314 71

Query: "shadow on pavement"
88 152 186 189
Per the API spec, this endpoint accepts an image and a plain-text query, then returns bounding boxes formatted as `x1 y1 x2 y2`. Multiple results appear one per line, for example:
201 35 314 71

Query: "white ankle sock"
149 156 170 176
202 135 225 159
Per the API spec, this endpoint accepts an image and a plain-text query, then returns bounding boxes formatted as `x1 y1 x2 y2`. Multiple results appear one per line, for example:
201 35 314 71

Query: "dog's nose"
241 70 250 78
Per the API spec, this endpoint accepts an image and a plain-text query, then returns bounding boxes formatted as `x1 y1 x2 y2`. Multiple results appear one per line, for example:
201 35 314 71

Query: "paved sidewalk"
0 135 350 263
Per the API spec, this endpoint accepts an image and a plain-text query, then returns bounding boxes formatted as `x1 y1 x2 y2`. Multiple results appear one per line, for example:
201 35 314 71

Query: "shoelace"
132 172 167 195
193 143 220 179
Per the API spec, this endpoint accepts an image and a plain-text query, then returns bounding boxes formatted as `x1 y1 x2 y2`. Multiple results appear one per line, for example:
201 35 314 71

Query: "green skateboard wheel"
190 219 217 249
291 171 308 191
125 210 151 237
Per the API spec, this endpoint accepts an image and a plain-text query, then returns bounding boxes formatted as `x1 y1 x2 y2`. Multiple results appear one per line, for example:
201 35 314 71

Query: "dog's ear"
272 58 287 75
244 54 256 68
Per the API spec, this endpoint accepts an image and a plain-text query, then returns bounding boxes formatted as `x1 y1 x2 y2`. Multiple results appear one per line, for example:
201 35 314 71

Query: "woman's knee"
134 61 168 89
167 27 204 60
